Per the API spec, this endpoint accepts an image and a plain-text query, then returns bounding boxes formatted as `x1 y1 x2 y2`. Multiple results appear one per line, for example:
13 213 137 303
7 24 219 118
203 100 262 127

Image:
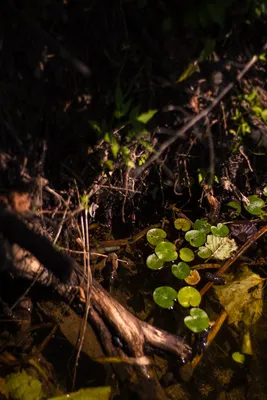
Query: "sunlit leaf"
214 266 264 328
174 218 191 232
136 109 157 124
48 386 111 400
211 223 229 237
184 308 210 333
155 242 178 262
172 262 190 279
185 230 206 247
153 286 177 309
177 286 201 308
179 247 194 262
5 371 44 400
232 352 245 364
111 140 120 158
146 228 167 245
263 186 267 196
146 254 164 270
184 270 201 285
204 235 238 260
197 246 212 259
193 219 211 234
177 63 198 83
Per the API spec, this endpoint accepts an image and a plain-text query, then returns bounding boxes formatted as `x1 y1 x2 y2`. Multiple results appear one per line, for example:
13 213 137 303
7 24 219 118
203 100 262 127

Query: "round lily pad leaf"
146 254 164 270
197 246 212 259
172 262 190 279
193 219 211 234
211 223 229 237
153 286 177 309
174 218 191 232
244 195 265 216
184 269 201 285
185 230 206 247
263 186 267 197
146 228 167 245
177 286 201 308
232 352 245 364
155 241 178 262
227 201 241 217
184 308 210 333
179 247 194 262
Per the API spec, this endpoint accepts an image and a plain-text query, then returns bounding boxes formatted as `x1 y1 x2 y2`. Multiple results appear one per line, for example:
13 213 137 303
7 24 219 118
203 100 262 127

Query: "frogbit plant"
146 218 238 333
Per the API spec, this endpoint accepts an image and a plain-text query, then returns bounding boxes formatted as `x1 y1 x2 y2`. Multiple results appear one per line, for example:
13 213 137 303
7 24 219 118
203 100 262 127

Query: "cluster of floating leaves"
146 219 237 271
146 218 239 333
153 286 209 333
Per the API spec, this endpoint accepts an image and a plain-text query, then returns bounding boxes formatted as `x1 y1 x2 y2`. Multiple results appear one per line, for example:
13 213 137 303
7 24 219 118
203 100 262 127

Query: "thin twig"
72 209 92 389
200 224 267 297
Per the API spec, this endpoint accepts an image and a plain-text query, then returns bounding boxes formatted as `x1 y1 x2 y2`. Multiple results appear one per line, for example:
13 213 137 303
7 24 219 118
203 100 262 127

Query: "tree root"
0 206 192 399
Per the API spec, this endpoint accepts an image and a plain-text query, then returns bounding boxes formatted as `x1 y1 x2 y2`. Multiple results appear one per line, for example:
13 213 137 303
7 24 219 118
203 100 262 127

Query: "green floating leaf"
146 254 164 270
184 308 210 333
48 386 111 400
197 246 212 259
232 352 245 364
193 219 211 234
211 223 229 237
205 235 238 260
172 262 191 279
153 286 177 309
227 201 241 217
5 370 44 400
174 218 191 232
155 242 178 262
244 195 265 215
185 230 206 247
136 109 157 124
179 247 194 262
263 186 267 196
146 228 167 246
177 286 201 308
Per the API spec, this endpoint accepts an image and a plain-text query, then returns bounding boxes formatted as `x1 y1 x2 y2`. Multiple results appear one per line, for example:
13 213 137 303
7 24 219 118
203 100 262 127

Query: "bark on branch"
0 205 192 399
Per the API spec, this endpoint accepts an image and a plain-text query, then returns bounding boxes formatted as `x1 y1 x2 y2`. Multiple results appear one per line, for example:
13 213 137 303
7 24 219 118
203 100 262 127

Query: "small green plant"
230 89 267 147
90 82 157 169
184 308 210 333
146 218 237 333
172 262 191 279
226 190 267 218
153 286 177 309
244 195 265 216
177 286 201 308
